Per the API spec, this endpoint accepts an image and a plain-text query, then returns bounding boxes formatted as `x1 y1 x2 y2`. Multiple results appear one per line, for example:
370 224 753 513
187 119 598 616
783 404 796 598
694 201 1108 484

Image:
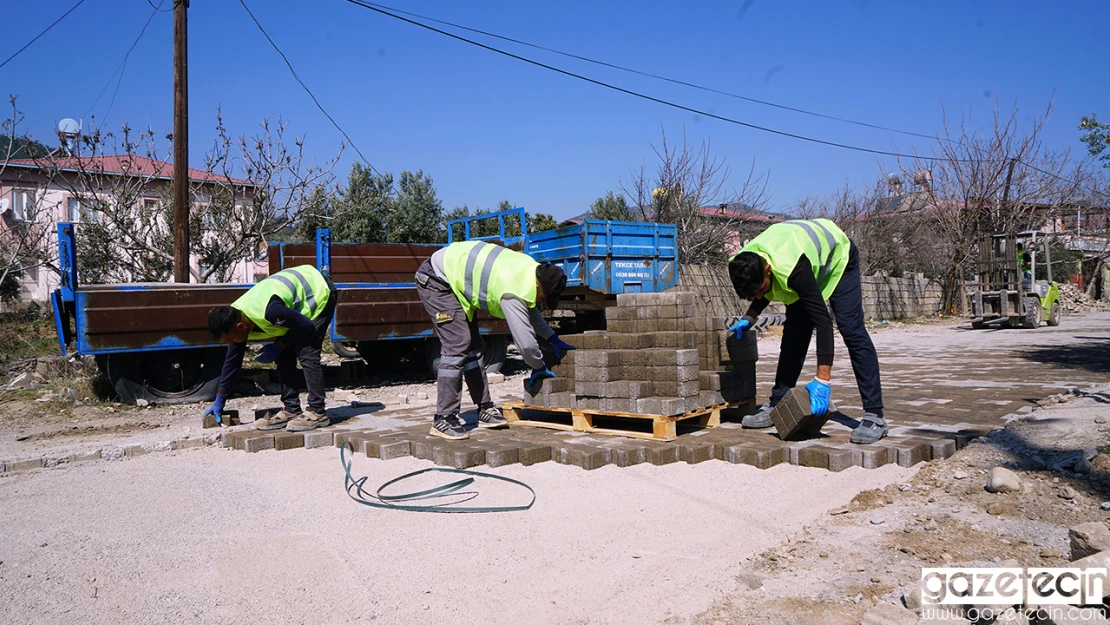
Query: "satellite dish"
56 118 81 155
57 118 80 136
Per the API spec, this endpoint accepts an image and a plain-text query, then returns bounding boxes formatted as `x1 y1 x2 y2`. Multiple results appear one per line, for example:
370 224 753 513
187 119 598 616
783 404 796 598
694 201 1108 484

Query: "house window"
67 197 103 223
10 189 29 221
143 198 159 212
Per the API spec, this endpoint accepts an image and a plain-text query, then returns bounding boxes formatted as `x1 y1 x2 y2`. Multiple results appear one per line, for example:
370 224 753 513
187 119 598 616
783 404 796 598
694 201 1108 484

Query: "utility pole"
173 0 190 283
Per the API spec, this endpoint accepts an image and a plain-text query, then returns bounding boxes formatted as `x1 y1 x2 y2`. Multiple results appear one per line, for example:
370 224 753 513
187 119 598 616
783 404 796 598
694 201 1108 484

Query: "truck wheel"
1021 296 1041 329
330 340 362 359
482 335 508 373
422 335 508 374
100 347 225 405
1047 302 1060 326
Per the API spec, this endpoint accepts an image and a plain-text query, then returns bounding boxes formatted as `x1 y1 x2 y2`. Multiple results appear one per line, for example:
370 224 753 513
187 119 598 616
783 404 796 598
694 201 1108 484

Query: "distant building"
0 155 263 302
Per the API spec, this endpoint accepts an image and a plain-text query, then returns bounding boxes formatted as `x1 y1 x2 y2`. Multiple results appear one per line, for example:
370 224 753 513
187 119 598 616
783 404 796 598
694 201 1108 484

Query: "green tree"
331 163 392 242
1079 114 1110 167
588 191 634 221
295 185 335 242
526 212 558 233
387 170 443 244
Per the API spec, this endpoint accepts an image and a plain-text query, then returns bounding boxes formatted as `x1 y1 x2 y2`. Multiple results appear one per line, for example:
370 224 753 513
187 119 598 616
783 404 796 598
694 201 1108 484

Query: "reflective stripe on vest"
444 241 538 321
784 219 838 284
233 265 331 339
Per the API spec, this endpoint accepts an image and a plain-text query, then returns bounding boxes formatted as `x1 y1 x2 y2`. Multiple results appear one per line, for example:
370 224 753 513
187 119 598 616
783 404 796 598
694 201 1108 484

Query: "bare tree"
0 97 56 302
896 99 1093 311
32 111 340 284
621 126 768 265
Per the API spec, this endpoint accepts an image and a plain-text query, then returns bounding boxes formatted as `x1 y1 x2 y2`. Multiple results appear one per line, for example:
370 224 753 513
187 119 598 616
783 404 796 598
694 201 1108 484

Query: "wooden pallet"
501 402 730 441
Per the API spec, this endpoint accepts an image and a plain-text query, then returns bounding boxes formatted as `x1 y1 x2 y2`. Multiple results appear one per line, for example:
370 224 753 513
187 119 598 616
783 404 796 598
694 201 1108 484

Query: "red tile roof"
6 154 253 186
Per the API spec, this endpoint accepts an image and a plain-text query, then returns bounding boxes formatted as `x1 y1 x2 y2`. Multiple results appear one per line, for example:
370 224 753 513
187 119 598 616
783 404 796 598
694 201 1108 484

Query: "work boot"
286 409 330 432
430 414 469 440
477 404 508 429
742 403 775 429
850 413 888 445
256 409 297 430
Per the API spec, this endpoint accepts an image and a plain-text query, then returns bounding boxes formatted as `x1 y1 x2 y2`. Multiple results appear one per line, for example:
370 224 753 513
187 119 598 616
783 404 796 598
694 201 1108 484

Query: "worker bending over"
728 218 887 444
416 240 573 440
204 264 338 432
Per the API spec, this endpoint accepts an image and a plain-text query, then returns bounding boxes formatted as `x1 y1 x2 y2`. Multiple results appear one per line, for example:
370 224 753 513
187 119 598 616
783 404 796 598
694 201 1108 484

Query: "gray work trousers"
415 260 491 417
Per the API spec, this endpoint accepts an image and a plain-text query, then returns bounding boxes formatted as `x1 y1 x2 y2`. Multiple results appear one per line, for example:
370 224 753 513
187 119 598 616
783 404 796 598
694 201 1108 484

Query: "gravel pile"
1058 283 1110 313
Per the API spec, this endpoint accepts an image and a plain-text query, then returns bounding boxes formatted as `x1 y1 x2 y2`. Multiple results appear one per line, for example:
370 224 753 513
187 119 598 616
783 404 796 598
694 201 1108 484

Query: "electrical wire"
342 0 943 162
84 1 165 122
352 1 937 141
0 0 88 71
240 0 373 168
146 0 172 12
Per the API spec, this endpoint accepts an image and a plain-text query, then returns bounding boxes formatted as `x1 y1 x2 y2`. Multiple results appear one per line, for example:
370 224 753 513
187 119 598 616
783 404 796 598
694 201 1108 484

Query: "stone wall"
677 264 944 321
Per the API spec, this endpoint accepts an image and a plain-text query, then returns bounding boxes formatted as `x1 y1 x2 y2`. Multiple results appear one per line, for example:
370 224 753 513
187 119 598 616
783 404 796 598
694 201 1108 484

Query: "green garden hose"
340 443 535 513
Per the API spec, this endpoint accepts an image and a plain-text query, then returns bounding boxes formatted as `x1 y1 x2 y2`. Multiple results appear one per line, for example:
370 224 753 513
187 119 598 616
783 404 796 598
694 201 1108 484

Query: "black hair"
728 252 766 300
208 306 241 340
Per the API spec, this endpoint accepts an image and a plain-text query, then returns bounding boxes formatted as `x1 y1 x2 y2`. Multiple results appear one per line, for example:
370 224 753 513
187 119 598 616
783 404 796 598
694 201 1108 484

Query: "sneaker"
478 405 508 429
256 409 297 430
742 403 775 429
287 409 330 432
430 414 469 440
850 413 888 445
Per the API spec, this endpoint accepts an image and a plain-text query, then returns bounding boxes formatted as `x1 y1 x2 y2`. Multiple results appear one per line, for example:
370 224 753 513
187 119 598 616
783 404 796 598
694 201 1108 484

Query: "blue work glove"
727 315 756 339
203 394 227 423
805 378 831 417
525 366 556 392
254 342 284 364
550 334 576 359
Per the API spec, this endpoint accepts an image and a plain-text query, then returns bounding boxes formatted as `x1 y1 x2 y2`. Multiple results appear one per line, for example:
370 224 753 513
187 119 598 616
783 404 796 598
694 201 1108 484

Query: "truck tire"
330 340 362 359
99 347 225 405
1021 296 1041 329
423 335 509 374
1047 302 1060 326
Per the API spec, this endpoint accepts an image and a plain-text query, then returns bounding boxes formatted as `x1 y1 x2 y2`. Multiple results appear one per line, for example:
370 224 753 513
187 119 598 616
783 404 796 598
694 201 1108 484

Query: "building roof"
5 154 253 186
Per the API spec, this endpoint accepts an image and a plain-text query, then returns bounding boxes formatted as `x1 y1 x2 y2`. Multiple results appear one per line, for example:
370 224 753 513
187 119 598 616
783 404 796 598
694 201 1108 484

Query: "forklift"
969 231 1061 329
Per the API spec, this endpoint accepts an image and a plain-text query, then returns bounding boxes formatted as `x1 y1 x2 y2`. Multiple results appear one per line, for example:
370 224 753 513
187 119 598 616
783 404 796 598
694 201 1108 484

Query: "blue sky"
3 0 1106 220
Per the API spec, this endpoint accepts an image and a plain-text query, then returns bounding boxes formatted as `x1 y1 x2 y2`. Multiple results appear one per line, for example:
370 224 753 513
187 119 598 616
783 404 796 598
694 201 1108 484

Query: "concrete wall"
677 264 944 321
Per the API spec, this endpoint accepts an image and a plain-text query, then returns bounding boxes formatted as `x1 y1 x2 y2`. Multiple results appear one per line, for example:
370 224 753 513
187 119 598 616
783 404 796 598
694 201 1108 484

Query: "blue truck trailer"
51 208 679 404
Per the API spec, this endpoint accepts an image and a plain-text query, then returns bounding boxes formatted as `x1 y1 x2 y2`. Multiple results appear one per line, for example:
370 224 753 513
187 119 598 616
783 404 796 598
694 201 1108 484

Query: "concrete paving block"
433 446 486 469
377 440 412 460
172 438 207 451
884 439 931 467
71 449 104 462
655 318 681 331
699 371 722 390
659 397 686 416
124 444 153 457
635 397 662 415
576 366 620 383
576 350 621 368
628 381 652 400
334 431 371 454
799 445 858 472
653 332 697 349
302 430 336 449
698 390 725 407
675 349 699 366
555 445 610 470
411 437 440 461
518 444 553 465
685 395 705 413
678 380 700 398
724 332 759 363
610 445 646 467
652 380 679 397
615 292 643 307
571 332 611 350
242 435 275 454
928 438 957 460
676 292 695 306
609 333 654 349
272 432 305 451
644 444 680 465
678 443 716 464
723 444 788 469
575 380 604 397
7 457 43 473
481 446 520 468
254 407 282 422
649 350 679 367
677 364 700 383
224 430 256 449
855 445 894 469
769 387 829 441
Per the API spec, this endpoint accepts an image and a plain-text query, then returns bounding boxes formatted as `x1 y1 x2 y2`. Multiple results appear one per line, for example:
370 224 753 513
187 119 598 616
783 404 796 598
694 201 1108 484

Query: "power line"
239 0 372 167
0 0 88 71
354 1 937 141
343 0 942 162
85 2 165 122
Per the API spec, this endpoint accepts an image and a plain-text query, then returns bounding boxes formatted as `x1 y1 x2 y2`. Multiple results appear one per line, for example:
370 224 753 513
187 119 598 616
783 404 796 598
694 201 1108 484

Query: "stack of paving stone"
525 291 756 416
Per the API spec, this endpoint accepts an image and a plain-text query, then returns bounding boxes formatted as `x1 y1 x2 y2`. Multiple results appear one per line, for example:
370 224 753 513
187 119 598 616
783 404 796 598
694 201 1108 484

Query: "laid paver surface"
223 313 1110 472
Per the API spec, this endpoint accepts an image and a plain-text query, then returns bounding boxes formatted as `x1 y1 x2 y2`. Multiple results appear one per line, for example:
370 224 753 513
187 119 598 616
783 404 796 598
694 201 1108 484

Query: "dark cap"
536 263 567 310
